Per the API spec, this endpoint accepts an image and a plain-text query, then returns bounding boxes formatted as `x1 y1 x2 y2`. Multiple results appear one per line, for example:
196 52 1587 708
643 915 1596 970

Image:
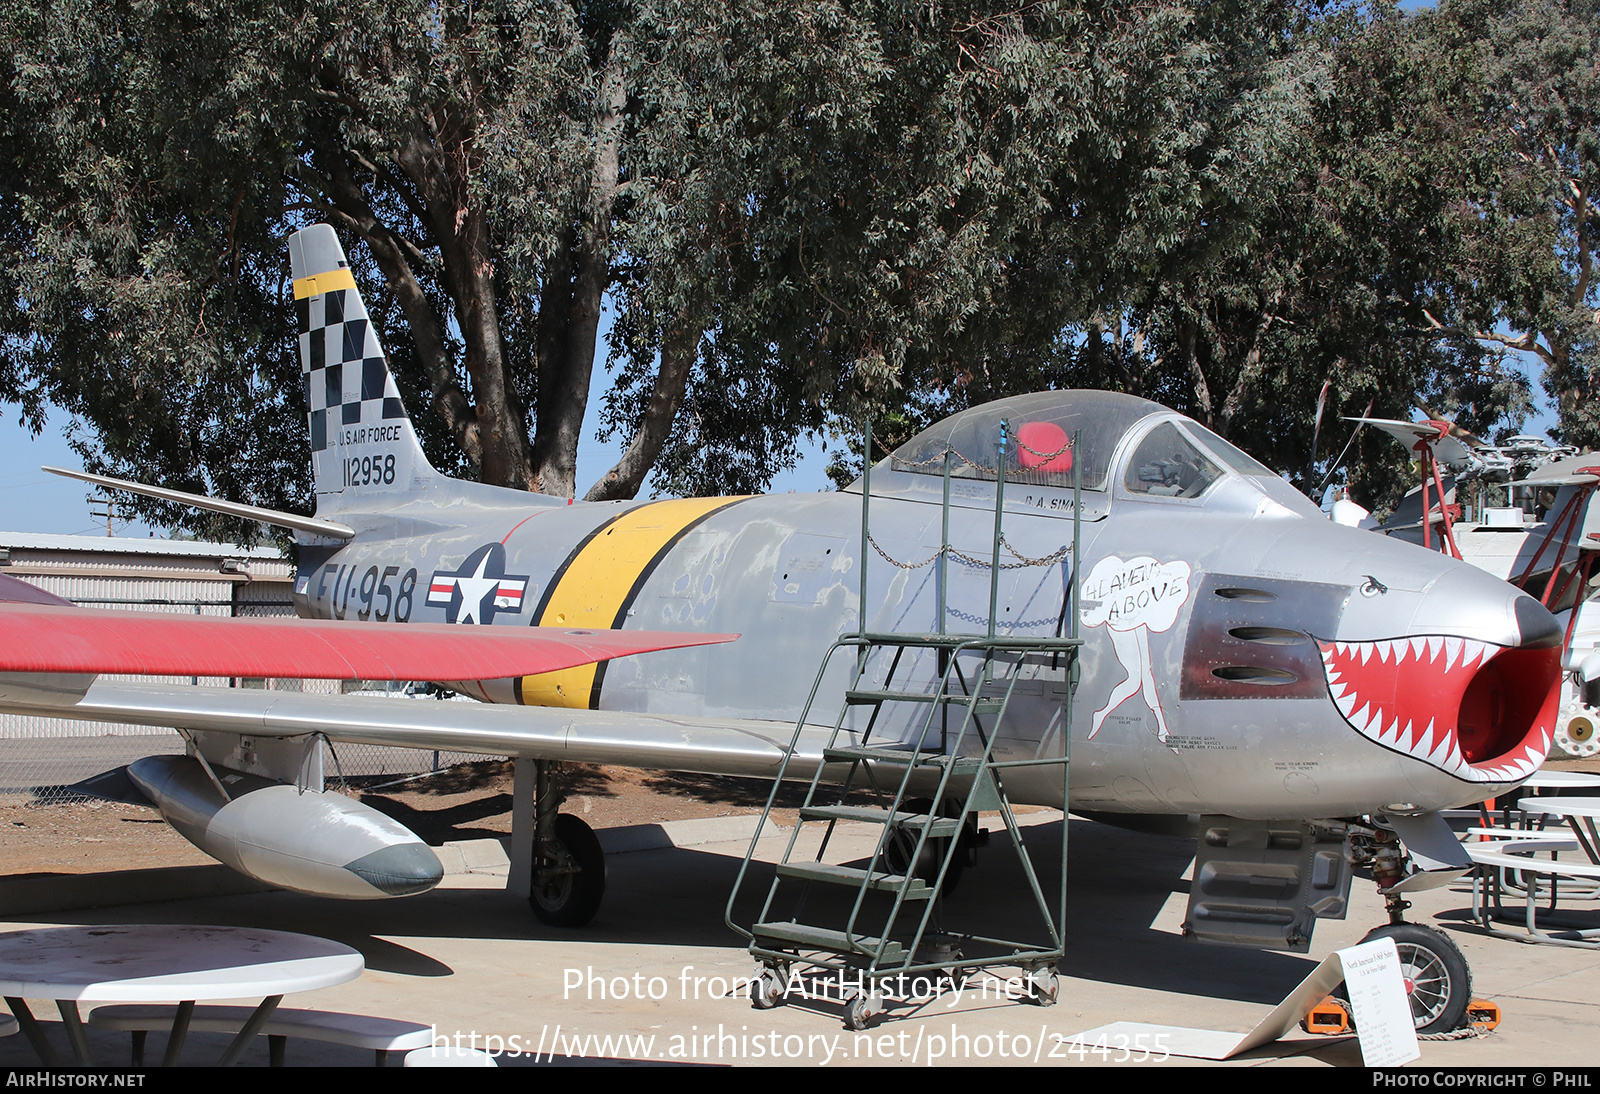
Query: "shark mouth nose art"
1319 637 1561 783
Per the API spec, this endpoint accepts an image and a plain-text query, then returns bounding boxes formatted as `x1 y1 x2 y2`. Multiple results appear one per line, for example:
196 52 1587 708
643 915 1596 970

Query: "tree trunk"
1181 313 1213 427
530 39 628 498
584 325 700 501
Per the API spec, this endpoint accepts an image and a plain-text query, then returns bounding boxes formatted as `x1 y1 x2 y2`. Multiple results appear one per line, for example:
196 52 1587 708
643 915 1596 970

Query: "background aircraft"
1354 416 1600 758
0 225 1566 1034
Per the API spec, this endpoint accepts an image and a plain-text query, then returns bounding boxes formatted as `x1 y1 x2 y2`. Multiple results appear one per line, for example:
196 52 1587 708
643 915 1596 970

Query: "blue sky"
0 351 833 538
3 358 1551 538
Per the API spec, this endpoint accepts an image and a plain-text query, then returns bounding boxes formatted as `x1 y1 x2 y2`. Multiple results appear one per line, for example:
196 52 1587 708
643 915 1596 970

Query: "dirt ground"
0 762 808 879
3 755 1599 882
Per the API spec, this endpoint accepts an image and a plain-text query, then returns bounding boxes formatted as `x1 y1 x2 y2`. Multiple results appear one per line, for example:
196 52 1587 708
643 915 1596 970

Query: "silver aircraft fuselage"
292 390 1563 823
13 224 1561 906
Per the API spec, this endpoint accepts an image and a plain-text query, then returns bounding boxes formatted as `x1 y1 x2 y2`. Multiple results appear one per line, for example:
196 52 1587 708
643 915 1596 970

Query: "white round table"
0 924 363 1066
1518 796 1600 865
1521 771 1600 790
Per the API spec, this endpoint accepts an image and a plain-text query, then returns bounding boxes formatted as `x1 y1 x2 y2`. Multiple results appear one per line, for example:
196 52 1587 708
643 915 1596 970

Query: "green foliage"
1 0 1593 529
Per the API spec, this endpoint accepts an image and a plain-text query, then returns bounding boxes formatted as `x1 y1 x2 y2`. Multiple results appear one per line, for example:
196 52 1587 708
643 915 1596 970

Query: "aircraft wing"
0 679 817 779
1517 452 1600 487
1345 416 1475 468
0 596 737 682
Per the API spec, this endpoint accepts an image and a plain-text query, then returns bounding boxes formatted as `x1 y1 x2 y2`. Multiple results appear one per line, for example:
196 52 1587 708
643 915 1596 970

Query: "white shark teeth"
1462 740 1547 784
1330 635 1498 673
1324 634 1529 781
1443 637 1463 671
1425 731 1454 768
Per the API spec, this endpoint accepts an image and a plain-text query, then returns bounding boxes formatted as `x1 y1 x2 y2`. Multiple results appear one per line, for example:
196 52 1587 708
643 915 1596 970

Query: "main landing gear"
526 760 606 927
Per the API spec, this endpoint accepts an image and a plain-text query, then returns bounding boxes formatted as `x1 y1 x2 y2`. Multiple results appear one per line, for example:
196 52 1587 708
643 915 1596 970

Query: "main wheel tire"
529 814 606 927
884 798 964 894
1340 924 1471 1035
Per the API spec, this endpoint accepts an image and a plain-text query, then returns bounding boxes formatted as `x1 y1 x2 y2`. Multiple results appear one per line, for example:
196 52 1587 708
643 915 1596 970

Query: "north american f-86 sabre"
0 225 1562 1035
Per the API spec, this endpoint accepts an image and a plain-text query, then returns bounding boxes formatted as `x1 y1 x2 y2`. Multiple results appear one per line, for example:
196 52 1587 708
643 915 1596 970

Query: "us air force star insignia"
426 543 530 625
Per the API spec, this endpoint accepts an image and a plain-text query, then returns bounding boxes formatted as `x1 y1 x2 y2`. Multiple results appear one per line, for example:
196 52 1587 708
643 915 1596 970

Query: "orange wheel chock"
1302 996 1353 1035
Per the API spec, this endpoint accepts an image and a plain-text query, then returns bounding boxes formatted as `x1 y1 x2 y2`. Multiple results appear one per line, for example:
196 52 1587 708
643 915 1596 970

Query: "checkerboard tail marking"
288 225 436 508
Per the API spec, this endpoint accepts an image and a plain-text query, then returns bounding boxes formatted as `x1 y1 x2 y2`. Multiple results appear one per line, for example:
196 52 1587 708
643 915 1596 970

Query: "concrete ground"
0 813 1597 1068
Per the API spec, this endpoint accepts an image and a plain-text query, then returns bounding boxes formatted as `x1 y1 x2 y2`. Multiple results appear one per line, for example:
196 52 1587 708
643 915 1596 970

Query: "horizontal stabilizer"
0 599 736 681
43 465 355 540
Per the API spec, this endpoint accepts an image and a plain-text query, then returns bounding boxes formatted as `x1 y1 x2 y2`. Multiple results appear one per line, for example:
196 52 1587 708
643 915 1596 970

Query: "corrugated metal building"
0 532 294 626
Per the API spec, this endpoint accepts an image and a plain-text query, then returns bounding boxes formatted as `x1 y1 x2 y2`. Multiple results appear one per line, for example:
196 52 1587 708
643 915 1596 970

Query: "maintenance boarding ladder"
726 420 1081 1029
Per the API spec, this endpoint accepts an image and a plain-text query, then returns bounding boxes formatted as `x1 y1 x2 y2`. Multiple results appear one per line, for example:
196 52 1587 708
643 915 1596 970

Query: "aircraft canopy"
889 390 1167 490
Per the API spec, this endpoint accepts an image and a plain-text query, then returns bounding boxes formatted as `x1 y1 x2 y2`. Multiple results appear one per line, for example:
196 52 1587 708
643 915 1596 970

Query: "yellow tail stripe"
519 496 745 708
292 268 358 300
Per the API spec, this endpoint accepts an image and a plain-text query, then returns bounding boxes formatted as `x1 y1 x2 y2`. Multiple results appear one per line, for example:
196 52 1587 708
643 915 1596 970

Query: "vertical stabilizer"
290 224 437 511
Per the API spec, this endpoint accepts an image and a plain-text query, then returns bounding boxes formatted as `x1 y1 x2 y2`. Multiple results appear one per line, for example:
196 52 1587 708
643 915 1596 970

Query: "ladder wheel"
751 966 787 1010
1024 968 1059 1006
529 814 606 927
844 992 882 1031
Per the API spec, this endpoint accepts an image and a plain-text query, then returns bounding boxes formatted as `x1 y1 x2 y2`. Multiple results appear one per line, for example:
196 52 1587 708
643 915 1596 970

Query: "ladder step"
823 746 983 773
751 922 906 960
844 690 1004 714
845 689 937 705
856 631 1083 651
799 805 962 835
775 862 935 899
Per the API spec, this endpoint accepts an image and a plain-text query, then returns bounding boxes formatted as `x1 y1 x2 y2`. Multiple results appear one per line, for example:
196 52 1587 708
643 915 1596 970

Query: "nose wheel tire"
529 814 606 927
1338 924 1471 1034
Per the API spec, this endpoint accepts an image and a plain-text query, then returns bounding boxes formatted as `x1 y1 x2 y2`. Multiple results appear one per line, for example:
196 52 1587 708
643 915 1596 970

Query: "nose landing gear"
1341 824 1474 1035
1338 922 1472 1035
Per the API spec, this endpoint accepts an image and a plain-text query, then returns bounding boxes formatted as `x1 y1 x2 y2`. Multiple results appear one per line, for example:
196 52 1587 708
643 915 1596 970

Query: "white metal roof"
0 532 284 560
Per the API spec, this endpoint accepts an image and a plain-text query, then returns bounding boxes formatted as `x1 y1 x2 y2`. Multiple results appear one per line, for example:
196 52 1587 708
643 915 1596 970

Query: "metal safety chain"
867 530 1070 571
868 432 1074 571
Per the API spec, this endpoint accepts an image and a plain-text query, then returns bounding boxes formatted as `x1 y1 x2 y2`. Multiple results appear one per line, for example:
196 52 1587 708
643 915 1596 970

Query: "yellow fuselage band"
520 495 744 708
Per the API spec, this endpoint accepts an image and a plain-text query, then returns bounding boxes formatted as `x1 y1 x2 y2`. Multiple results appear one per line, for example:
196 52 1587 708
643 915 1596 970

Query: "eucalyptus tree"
12 0 1568 528
6 0 1316 513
